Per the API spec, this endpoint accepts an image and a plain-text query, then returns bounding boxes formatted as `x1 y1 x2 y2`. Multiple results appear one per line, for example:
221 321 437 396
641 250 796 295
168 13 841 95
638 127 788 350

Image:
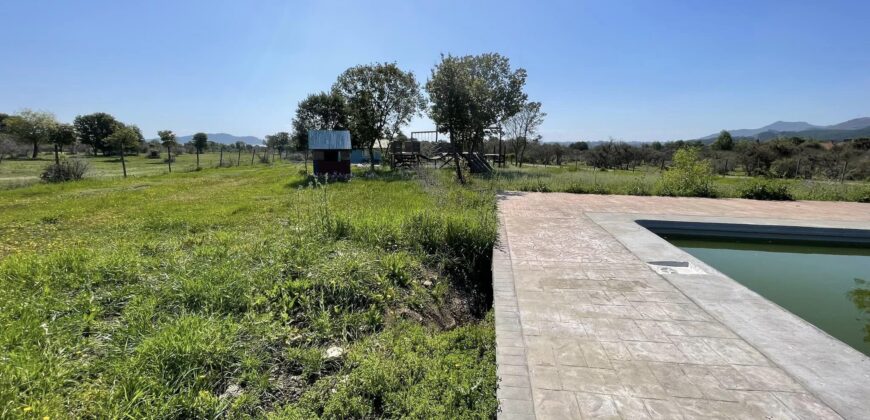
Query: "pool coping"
586 212 870 420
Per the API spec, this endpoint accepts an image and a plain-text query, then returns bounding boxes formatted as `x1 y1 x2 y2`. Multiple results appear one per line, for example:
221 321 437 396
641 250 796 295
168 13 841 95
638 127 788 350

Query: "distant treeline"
484 132 870 181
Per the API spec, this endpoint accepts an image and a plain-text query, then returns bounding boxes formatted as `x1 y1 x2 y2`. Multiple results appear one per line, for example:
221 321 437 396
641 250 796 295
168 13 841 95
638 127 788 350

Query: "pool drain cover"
647 261 705 275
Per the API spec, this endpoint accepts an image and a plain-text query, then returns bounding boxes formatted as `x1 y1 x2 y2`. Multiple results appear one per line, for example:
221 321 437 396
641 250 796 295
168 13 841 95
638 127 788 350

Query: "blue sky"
2 0 868 141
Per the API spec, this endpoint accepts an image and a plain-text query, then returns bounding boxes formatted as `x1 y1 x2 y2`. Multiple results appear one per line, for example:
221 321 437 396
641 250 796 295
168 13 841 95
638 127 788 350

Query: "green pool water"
663 237 870 356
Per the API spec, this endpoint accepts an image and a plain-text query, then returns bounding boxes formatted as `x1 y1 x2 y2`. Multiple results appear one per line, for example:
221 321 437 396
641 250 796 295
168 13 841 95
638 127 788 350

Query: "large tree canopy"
426 53 527 181
74 112 121 155
427 53 526 151
332 62 425 169
291 92 349 152
265 131 291 155
4 109 57 158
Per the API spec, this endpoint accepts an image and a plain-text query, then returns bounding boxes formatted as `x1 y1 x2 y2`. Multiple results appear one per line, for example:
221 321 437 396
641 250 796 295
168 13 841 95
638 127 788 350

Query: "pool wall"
587 212 870 420
636 219 870 245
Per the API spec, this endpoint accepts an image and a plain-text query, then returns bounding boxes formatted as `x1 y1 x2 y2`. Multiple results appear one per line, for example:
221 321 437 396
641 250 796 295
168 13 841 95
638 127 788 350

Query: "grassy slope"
0 164 498 419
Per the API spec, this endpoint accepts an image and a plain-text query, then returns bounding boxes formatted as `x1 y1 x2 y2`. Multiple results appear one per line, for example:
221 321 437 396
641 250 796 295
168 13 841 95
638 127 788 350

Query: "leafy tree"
0 113 9 131
569 141 589 151
333 63 425 170
4 109 57 158
49 123 76 164
425 55 473 182
503 101 545 167
426 53 527 182
265 132 291 158
105 126 141 178
712 130 734 151
74 112 121 155
192 132 208 169
292 92 349 173
158 130 177 172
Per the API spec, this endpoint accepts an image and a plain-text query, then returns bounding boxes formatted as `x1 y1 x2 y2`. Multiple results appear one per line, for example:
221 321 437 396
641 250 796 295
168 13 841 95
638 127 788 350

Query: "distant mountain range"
700 117 870 141
148 133 262 145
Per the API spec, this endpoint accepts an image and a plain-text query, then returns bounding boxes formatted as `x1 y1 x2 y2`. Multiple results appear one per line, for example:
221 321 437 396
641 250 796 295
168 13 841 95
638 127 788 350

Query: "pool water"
663 237 870 357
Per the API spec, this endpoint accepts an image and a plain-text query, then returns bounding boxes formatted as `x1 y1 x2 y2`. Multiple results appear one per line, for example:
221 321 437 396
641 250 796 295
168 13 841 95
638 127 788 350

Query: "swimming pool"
659 234 870 356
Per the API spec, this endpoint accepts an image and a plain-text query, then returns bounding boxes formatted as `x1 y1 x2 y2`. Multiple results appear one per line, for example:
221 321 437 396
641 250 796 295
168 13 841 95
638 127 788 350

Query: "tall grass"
0 164 498 418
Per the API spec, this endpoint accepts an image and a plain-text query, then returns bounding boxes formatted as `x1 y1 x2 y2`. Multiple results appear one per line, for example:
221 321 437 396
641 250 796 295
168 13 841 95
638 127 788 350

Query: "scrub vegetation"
0 163 498 419
490 158 870 202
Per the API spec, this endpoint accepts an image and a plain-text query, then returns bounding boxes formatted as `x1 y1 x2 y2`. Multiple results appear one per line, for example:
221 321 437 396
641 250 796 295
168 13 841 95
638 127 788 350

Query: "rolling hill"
701 117 870 141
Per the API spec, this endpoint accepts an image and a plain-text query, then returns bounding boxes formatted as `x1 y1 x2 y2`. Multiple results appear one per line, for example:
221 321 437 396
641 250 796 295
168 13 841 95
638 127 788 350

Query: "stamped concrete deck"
494 193 870 419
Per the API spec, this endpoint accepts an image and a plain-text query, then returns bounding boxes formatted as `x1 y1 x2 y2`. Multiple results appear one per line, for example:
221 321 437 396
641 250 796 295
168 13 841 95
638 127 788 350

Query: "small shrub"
587 182 609 195
738 179 794 201
259 155 271 164
147 150 161 159
40 159 89 183
627 176 651 196
656 148 715 197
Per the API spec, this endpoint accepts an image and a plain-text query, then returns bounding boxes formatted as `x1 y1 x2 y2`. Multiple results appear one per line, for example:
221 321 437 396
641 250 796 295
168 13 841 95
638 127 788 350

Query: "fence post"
840 161 848 183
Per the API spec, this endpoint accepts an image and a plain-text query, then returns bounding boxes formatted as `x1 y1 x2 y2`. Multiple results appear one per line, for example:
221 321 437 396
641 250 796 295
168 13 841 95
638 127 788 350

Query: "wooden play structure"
395 128 505 174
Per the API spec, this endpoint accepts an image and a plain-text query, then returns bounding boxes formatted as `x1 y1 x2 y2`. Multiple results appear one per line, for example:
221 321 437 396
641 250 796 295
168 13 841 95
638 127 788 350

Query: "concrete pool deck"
493 193 870 419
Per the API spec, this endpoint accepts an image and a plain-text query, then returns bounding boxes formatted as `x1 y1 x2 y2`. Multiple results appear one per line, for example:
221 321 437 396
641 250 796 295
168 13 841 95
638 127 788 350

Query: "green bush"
738 179 794 201
40 159 89 182
656 148 715 197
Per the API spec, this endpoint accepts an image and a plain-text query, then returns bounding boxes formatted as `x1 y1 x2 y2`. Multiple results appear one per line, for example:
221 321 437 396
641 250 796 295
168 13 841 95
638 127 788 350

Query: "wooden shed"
308 130 351 176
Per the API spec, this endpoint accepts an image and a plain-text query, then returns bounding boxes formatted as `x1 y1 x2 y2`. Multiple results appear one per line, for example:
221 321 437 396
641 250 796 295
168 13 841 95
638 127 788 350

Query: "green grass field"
0 163 499 418
2 153 868 418
0 152 254 189
4 153 868 202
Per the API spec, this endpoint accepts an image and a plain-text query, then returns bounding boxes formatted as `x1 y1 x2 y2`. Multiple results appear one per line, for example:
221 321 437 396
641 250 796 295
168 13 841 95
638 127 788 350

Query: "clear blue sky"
2 0 868 141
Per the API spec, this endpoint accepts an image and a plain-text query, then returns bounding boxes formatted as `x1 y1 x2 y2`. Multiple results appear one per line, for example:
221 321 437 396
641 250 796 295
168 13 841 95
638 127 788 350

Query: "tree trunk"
251 147 255 165
220 146 224 167
167 146 172 173
32 141 39 159
369 144 375 171
518 144 526 168
54 144 60 165
196 150 200 169
450 131 464 184
120 148 127 178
